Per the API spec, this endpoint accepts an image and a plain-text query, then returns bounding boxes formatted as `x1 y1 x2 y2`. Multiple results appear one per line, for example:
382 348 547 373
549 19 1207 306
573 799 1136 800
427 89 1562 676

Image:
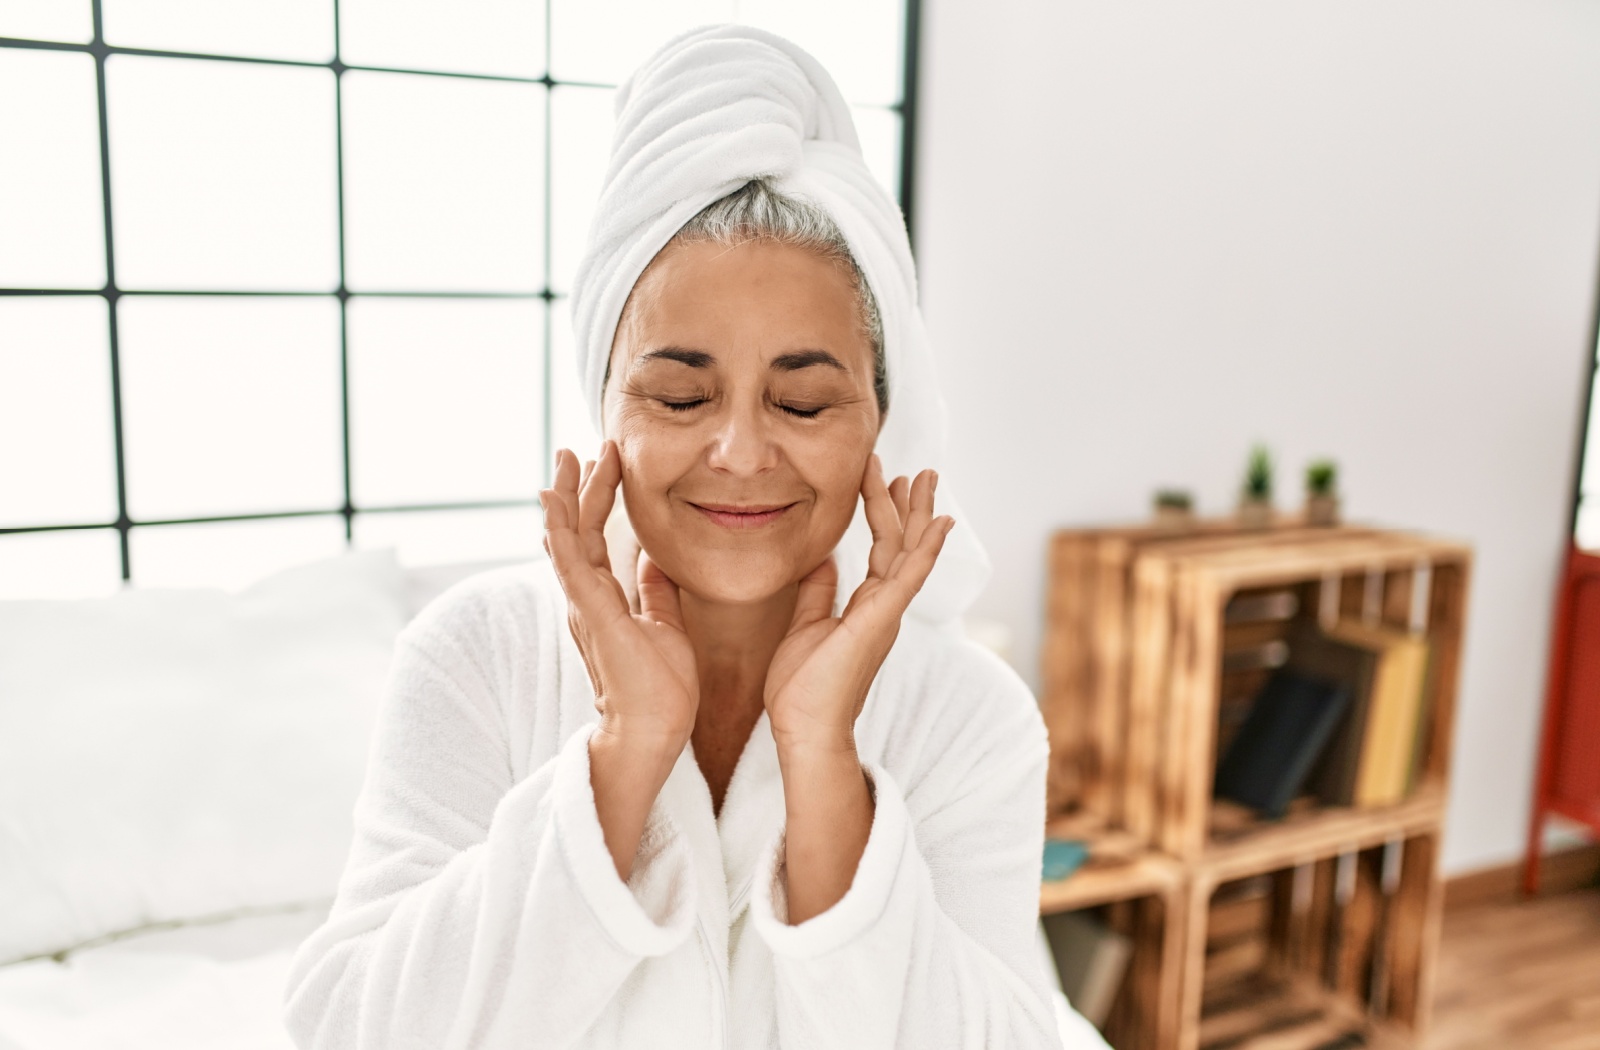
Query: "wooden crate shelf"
1039 814 1188 1050
1041 520 1471 1050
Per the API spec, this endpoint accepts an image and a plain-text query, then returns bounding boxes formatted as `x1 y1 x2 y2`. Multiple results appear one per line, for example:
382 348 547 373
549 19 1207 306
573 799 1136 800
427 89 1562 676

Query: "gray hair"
611 179 889 417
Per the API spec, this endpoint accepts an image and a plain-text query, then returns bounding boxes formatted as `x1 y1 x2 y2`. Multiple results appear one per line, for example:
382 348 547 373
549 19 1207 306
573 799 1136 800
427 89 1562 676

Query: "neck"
679 583 799 717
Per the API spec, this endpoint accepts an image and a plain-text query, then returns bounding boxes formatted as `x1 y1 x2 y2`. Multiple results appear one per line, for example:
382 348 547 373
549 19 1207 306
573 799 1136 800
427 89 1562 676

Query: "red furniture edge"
1523 542 1600 896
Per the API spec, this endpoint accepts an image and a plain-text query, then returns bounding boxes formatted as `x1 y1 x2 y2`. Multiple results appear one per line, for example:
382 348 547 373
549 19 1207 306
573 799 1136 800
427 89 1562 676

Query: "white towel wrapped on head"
571 23 990 629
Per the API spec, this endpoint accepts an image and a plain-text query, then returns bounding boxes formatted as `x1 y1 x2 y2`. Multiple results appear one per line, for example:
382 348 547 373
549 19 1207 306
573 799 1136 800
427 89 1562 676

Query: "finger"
789 555 839 631
901 469 937 550
539 485 571 532
576 454 599 565
884 515 955 604
552 448 581 527
623 538 643 615
542 487 614 612
578 441 622 569
888 474 910 525
636 550 685 632
861 454 903 579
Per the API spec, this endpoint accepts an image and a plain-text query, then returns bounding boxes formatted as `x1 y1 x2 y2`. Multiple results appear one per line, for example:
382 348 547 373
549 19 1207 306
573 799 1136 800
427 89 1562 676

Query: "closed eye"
660 399 707 412
778 404 824 419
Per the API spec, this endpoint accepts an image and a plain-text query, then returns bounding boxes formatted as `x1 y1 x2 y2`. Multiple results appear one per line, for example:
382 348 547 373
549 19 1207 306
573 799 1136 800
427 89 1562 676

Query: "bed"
0 549 1105 1049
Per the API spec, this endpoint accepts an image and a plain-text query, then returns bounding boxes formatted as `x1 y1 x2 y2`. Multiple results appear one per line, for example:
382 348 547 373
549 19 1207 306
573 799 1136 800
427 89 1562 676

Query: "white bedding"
0 913 1108 1050
0 909 328 1050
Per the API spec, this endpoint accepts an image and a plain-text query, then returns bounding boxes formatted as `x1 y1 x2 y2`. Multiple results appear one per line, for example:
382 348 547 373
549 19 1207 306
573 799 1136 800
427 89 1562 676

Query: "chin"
663 549 806 606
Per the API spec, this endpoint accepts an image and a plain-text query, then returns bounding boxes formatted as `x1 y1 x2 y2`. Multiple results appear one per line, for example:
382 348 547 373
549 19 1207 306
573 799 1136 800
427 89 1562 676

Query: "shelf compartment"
1179 831 1445 1050
1129 531 1471 862
1043 518 1371 824
1039 814 1189 1050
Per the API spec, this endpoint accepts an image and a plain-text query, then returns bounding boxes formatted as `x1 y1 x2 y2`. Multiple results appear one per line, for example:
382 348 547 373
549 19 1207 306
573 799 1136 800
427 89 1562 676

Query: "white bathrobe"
281 558 1065 1049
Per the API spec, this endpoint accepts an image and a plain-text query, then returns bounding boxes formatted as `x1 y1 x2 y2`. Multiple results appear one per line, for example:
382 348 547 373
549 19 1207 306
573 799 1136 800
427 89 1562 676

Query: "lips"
688 501 798 529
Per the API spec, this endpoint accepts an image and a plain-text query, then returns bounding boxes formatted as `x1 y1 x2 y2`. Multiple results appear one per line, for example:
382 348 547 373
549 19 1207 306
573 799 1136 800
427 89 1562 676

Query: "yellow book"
1324 621 1430 807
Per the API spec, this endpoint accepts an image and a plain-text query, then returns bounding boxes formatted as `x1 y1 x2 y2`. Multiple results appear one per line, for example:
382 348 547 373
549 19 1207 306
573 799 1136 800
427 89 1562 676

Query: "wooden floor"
1424 887 1600 1049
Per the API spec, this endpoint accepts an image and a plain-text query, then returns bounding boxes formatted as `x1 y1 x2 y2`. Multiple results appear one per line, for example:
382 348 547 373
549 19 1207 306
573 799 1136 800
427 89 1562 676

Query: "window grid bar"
898 0 920 248
0 33 611 90
0 35 902 108
541 2 556 493
0 498 541 537
1569 346 1600 539
86 0 132 582
333 0 353 543
0 288 561 298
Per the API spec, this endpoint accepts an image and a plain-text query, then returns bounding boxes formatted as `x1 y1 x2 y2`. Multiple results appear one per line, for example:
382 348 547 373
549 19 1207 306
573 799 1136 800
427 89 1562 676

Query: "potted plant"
1152 488 1195 531
1238 444 1274 528
1305 459 1340 526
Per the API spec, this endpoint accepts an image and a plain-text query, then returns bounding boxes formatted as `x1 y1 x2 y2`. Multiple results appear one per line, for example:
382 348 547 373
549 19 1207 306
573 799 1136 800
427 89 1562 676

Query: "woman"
283 25 1065 1050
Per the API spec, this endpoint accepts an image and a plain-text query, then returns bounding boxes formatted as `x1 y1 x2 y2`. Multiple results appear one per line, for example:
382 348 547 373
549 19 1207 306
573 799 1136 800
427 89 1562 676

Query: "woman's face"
603 237 881 605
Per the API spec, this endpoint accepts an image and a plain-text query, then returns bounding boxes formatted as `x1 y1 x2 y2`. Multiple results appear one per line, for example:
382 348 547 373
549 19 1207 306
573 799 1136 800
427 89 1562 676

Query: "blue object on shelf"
1042 838 1090 881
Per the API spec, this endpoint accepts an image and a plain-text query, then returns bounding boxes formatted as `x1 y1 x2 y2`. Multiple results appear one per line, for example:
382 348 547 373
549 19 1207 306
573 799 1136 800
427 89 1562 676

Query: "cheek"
792 430 875 530
612 411 689 490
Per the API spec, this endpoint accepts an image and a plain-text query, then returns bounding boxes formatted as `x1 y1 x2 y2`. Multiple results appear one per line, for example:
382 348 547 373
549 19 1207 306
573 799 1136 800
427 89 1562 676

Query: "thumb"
636 550 685 632
789 555 839 632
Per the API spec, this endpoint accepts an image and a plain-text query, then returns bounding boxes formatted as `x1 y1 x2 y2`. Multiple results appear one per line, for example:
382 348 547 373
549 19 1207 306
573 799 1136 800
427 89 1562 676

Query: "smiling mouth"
688 502 798 529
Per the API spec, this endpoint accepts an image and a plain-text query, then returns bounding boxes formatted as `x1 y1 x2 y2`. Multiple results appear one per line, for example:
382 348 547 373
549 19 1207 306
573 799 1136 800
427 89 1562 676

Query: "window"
0 0 915 597
1575 330 1600 549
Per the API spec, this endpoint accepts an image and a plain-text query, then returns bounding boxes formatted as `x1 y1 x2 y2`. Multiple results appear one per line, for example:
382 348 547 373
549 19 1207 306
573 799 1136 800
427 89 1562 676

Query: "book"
1213 667 1353 819
1402 649 1437 796
1042 838 1090 882
1287 622 1381 807
1322 621 1430 806
1040 909 1133 1028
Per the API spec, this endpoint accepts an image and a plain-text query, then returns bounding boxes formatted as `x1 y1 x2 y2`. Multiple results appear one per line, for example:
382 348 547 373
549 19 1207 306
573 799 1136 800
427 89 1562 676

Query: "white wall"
915 0 1600 876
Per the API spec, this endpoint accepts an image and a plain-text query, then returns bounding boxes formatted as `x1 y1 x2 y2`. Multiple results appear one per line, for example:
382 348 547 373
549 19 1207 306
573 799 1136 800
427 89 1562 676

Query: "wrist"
592 716 688 772
775 731 860 775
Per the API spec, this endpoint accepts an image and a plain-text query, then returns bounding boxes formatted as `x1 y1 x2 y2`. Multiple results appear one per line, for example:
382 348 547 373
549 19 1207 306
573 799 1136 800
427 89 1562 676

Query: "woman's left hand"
764 454 955 757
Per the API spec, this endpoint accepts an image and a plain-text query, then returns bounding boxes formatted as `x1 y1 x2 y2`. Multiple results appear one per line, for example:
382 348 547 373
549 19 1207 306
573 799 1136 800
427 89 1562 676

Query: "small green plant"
1306 459 1337 497
1243 444 1273 501
1154 488 1193 511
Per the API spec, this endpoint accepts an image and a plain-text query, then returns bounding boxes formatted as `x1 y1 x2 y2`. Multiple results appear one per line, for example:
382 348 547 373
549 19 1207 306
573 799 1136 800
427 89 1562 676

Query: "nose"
705 397 779 477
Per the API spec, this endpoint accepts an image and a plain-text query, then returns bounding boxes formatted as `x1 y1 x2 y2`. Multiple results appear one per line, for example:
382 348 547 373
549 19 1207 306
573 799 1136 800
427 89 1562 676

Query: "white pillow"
0 548 408 965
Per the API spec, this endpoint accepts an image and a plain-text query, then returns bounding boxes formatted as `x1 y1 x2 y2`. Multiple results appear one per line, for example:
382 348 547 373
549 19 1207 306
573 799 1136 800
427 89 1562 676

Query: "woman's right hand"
540 441 699 758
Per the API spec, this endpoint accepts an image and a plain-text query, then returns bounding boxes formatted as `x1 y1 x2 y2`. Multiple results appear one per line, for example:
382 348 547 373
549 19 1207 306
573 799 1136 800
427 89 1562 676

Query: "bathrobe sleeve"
747 638 1063 1050
281 594 699 1050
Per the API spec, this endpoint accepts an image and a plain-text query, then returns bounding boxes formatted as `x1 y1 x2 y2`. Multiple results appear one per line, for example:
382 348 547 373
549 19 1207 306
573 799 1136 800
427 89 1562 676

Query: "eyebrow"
638 347 714 368
635 347 848 372
772 349 848 372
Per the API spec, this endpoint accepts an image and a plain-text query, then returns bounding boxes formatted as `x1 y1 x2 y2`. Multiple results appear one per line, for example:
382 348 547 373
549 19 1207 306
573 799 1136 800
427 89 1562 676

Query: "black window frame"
0 0 922 584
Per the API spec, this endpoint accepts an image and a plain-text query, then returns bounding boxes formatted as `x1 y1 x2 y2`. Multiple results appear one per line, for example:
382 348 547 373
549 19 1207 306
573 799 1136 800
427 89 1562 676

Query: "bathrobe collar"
658 708 786 935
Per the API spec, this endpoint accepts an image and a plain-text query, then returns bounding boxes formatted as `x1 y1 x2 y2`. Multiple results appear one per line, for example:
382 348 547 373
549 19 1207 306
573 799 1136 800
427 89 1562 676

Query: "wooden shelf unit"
1039 521 1472 1050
